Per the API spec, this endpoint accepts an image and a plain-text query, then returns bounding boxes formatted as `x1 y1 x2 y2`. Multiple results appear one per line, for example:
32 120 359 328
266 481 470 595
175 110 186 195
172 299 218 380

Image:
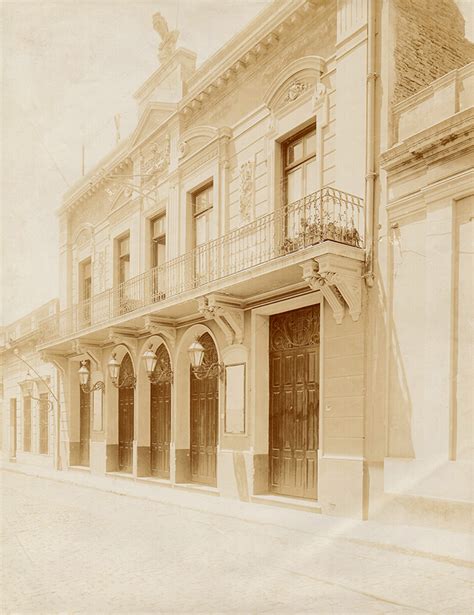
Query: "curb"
2 463 473 569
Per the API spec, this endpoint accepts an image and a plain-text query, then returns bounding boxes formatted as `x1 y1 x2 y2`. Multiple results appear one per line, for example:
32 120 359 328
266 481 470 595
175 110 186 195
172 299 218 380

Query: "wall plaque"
225 363 246 434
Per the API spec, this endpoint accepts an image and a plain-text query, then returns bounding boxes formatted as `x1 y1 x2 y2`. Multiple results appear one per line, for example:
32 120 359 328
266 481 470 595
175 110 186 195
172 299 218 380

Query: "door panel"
269 305 320 499
118 354 134 473
79 387 91 466
150 345 171 478
39 394 49 455
190 333 218 486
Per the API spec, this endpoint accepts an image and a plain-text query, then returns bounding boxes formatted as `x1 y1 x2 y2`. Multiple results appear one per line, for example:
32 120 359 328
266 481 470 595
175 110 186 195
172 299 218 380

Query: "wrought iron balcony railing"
39 188 364 344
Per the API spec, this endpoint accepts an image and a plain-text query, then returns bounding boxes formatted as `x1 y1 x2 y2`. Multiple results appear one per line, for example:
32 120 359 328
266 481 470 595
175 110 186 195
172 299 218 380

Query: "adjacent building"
1 0 472 530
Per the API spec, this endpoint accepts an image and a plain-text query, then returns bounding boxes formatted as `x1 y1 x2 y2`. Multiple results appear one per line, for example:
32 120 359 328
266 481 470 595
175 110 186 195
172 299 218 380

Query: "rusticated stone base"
252 454 269 495
69 441 81 467
105 444 119 472
174 449 190 483
136 446 151 477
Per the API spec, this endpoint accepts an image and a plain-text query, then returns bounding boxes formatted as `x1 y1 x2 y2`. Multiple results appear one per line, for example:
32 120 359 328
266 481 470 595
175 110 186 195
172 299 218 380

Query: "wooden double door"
269 305 320 499
118 354 134 473
150 345 171 478
190 333 218 486
79 387 90 466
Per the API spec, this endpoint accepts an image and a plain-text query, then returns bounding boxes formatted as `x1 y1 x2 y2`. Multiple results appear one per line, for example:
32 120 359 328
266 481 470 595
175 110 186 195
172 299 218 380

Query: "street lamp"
187 338 224 380
142 345 173 384
108 353 136 389
78 361 105 393
22 371 53 411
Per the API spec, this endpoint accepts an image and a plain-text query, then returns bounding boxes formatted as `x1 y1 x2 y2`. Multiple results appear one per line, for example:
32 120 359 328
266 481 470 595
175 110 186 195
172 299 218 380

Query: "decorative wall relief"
239 160 255 222
286 80 311 101
143 134 170 175
96 249 107 292
178 140 188 158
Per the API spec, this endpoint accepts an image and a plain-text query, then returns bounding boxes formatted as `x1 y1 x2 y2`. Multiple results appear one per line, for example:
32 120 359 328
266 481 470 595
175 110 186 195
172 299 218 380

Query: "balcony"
38 188 364 347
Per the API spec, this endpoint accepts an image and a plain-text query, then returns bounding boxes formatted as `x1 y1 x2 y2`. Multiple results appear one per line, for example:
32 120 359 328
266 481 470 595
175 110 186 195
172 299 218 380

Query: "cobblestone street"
1 470 472 614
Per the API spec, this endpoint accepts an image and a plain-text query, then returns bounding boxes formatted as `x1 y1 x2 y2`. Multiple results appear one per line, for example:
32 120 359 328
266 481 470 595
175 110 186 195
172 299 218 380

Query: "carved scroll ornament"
198 295 244 346
301 255 362 324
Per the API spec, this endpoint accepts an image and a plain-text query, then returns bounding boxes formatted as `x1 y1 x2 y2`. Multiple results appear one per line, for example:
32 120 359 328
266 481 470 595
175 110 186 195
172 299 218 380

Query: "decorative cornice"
179 0 321 119
386 168 474 222
381 108 474 174
197 294 244 345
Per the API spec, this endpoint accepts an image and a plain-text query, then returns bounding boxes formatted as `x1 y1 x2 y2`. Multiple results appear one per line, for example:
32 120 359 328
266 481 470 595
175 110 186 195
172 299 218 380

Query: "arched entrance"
190 332 218 486
269 305 319 499
150 345 171 478
118 353 134 473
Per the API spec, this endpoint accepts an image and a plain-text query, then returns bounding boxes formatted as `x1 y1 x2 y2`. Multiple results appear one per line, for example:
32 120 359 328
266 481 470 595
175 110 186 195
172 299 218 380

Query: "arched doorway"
150 345 171 478
190 332 218 486
118 353 134 473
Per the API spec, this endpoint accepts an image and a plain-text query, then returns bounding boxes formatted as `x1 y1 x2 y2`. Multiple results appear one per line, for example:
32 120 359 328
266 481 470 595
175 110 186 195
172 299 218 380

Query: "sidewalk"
2 459 473 568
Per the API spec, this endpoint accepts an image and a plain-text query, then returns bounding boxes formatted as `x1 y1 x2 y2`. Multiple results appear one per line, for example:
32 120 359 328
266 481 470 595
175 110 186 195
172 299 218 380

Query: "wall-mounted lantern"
78 361 105 394
187 338 224 380
108 353 136 389
142 345 173 384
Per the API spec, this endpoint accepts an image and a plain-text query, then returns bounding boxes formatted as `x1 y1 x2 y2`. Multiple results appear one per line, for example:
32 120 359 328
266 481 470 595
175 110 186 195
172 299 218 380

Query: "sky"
1 0 473 326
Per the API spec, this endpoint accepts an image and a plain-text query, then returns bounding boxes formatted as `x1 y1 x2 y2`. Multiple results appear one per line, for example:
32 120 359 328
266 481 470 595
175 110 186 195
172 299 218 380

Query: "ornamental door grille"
190 332 218 486
39 393 49 455
79 374 91 466
118 354 134 473
150 345 171 478
269 305 320 499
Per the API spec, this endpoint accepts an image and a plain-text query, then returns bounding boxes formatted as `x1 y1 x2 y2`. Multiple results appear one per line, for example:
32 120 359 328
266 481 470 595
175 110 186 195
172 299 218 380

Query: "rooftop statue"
152 12 179 65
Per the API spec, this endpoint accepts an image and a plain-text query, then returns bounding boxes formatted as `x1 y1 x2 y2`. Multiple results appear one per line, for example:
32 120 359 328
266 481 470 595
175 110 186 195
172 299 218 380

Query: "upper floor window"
283 126 317 205
118 235 130 285
193 183 213 248
151 214 166 269
80 260 92 300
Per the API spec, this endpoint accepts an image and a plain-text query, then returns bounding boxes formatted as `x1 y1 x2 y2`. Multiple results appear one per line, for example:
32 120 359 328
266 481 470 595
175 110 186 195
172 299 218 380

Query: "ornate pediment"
73 225 93 248
130 102 176 149
177 126 219 161
264 56 326 112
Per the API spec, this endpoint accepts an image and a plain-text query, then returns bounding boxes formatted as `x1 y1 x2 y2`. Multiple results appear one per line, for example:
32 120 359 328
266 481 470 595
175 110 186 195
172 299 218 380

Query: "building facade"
2 0 472 529
1 301 60 470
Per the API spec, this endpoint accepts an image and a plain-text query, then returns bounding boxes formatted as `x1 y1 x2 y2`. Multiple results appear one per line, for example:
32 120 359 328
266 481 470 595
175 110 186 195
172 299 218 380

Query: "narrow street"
1 471 472 614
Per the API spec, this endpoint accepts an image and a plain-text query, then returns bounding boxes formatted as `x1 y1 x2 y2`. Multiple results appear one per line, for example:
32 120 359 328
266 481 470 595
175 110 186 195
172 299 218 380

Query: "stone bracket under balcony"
40 351 69 375
301 253 363 324
142 316 177 349
108 328 139 355
70 339 103 367
198 294 244 345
